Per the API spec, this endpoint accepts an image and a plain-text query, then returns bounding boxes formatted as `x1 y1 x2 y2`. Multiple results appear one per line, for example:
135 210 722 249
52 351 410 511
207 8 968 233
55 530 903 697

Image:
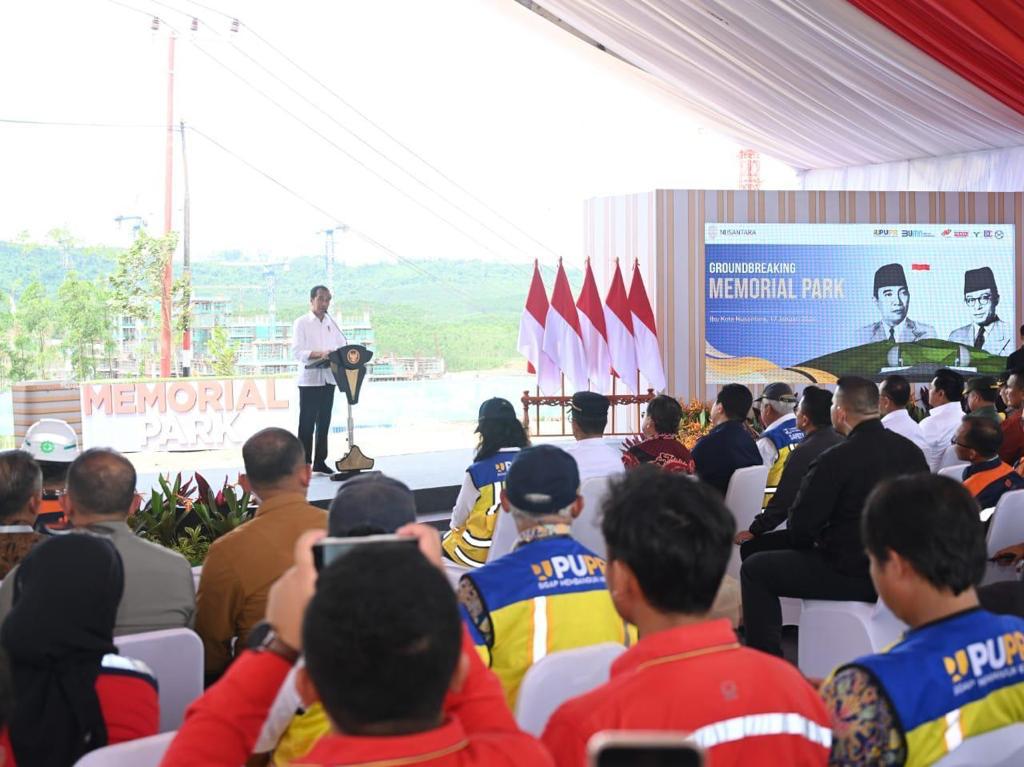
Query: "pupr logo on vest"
531 554 606 590
942 631 1024 693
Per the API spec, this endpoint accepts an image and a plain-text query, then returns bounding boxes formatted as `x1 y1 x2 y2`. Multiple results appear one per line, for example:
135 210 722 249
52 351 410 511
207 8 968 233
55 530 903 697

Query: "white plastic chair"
441 560 466 590
114 628 203 733
724 465 770 581
571 475 614 558
72 731 176 767
797 599 906 680
487 507 518 563
937 443 964 472
933 723 1024 766
191 566 202 591
982 489 1024 586
515 642 626 736
938 463 968 481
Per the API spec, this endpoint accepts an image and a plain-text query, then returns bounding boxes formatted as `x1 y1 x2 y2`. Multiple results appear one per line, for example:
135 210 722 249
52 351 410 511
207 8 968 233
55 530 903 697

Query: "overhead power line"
0 117 165 128
177 0 564 262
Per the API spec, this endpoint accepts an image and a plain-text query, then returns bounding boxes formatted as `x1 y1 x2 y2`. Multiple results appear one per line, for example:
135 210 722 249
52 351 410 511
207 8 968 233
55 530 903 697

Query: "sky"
0 0 797 269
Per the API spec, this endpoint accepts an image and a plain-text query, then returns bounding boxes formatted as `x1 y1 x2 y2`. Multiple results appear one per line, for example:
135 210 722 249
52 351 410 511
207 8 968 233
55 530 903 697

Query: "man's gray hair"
761 398 795 418
509 501 576 527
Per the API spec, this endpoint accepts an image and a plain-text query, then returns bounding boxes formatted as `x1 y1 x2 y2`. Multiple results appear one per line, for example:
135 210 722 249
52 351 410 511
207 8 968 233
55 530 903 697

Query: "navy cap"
477 397 517 422
965 375 999 396
570 391 610 419
754 382 797 404
328 473 416 536
505 445 580 515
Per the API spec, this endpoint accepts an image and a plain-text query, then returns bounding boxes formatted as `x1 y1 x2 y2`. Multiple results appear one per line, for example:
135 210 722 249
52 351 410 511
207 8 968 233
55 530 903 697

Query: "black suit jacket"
787 418 929 577
749 426 845 535
1007 346 1024 374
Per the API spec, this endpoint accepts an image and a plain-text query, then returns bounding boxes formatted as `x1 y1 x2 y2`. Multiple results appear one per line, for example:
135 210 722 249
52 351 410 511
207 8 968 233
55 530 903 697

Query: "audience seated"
458 445 630 707
879 374 928 454
0 451 46 578
621 394 694 473
196 427 327 679
977 541 1024 618
753 382 804 510
0 535 158 766
443 398 530 568
920 367 966 470
741 376 929 657
691 383 762 496
821 475 1024 766
540 467 830 766
0 448 194 635
253 474 420 766
952 416 1024 511
21 418 79 528
737 387 843 556
562 392 624 480
964 375 1002 422
162 527 554 766
999 368 1024 465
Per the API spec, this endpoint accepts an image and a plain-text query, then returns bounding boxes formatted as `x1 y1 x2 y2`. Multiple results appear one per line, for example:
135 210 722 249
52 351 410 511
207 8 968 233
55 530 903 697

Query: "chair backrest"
487 507 518 564
191 566 202 591
515 642 626 736
937 443 963 471
723 464 770 580
114 628 203 733
982 490 1024 585
933 724 1024 767
441 560 466 590
72 731 176 767
938 463 968 480
571 475 615 558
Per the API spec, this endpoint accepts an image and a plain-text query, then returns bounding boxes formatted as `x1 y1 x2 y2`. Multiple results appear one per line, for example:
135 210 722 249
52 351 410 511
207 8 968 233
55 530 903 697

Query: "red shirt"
1000 410 1024 466
0 660 158 766
160 629 553 767
541 620 830 767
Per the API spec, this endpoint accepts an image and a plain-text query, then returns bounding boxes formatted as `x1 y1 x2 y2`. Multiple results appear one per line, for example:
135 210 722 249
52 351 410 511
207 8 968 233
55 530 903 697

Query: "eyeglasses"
950 436 972 448
965 293 994 307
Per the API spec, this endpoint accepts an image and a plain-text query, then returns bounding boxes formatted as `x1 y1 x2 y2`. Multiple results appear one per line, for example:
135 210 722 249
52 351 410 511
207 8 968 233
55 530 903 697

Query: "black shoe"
312 462 333 475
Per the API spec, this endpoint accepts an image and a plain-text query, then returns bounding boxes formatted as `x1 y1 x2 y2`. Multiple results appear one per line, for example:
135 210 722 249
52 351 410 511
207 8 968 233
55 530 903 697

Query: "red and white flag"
577 259 612 389
604 259 638 393
543 261 589 392
517 261 560 394
628 260 666 392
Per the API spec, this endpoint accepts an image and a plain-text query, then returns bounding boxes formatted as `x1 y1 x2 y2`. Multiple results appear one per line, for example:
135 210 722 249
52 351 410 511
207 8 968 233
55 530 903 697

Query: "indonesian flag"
543 261 589 392
628 260 666 392
577 259 612 389
517 261 559 394
604 260 638 393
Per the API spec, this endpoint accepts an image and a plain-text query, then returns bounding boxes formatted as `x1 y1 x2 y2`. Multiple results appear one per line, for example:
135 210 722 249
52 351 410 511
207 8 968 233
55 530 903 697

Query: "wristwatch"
248 620 300 664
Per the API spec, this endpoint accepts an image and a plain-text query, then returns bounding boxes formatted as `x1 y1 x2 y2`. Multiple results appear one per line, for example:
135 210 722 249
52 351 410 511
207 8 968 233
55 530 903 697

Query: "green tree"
10 281 56 379
56 272 115 380
207 325 238 377
107 230 179 375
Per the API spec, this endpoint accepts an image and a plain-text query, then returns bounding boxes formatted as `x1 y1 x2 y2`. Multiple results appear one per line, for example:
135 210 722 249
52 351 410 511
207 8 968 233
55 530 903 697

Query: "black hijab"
1 533 124 766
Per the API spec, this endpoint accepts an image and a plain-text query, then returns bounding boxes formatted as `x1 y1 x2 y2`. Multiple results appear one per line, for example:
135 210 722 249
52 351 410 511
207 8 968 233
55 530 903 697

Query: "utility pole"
179 120 192 377
160 33 176 378
317 224 348 298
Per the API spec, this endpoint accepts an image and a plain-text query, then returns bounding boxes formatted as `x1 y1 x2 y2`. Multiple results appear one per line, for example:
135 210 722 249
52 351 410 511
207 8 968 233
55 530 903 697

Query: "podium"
306 344 375 480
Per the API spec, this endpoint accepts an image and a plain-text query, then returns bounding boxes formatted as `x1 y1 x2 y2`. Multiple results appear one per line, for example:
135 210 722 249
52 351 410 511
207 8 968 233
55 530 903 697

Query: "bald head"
66 448 138 519
242 428 308 493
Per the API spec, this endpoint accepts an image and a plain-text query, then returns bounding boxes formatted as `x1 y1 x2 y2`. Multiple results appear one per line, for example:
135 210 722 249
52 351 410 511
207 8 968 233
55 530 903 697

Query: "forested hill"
0 241 582 372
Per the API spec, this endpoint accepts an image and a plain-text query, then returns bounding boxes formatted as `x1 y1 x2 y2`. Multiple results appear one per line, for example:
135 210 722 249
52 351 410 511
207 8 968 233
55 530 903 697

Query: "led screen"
704 223 1016 384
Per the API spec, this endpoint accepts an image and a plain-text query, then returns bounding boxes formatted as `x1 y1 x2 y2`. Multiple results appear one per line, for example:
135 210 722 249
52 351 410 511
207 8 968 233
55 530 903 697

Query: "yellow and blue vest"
442 449 519 568
461 534 631 709
845 608 1024 767
762 421 803 510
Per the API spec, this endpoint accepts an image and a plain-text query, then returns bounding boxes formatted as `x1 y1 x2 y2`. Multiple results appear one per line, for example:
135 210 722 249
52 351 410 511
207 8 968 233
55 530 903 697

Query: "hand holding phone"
312 534 419 571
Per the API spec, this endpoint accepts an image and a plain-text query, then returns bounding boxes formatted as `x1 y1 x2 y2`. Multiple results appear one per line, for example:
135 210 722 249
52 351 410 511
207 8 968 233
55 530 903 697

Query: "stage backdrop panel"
585 191 1024 402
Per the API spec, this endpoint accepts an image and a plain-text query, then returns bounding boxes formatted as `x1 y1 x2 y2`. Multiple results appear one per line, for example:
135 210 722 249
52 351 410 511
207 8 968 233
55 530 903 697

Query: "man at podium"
291 285 348 473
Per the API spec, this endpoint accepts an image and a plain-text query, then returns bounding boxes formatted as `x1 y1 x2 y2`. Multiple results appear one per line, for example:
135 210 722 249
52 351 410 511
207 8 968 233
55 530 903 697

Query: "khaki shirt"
195 492 327 675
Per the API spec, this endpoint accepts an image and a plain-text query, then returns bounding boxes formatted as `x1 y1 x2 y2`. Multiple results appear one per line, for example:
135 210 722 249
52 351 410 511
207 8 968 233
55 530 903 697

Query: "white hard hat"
22 419 80 463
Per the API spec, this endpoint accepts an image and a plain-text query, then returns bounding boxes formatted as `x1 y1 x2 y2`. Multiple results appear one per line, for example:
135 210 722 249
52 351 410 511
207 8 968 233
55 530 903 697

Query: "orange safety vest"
963 462 1016 498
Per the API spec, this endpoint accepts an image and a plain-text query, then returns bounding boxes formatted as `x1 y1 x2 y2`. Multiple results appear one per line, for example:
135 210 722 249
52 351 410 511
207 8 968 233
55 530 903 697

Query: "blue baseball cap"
505 445 580 515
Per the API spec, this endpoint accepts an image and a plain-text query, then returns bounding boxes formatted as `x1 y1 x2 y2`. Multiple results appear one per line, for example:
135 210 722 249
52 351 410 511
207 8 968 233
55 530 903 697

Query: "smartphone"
312 534 418 570
588 732 704 767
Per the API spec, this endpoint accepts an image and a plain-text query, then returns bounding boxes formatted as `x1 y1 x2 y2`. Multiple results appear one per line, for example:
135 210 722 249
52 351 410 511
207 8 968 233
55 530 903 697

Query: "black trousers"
298 384 335 466
741 540 877 657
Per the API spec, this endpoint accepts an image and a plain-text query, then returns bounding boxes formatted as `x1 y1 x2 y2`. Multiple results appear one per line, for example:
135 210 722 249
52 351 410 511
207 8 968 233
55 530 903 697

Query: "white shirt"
562 438 625 482
919 401 965 472
756 413 798 467
881 409 928 455
291 311 348 387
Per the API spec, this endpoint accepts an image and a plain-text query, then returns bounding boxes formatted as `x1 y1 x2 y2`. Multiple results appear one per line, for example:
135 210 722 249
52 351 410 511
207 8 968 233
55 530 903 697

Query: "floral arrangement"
677 398 714 449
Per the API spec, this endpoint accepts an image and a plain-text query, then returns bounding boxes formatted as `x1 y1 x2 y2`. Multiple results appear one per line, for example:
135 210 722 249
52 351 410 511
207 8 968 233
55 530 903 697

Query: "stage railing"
520 384 656 437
